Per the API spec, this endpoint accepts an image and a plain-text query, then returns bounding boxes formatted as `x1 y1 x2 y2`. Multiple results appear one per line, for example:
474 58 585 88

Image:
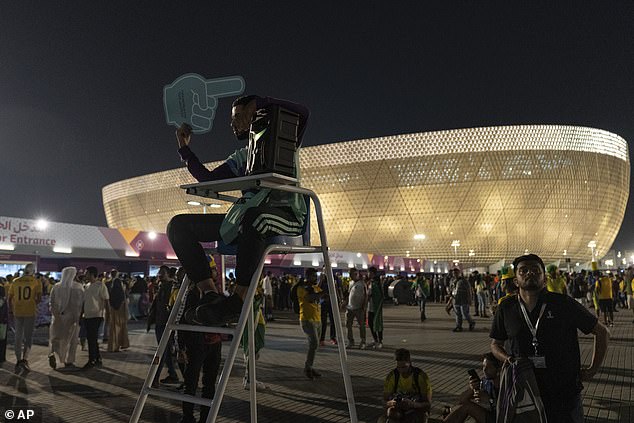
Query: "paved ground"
0 302 632 422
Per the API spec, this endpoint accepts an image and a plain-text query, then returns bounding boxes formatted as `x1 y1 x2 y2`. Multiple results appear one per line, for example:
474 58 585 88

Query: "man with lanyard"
490 254 609 422
168 95 309 326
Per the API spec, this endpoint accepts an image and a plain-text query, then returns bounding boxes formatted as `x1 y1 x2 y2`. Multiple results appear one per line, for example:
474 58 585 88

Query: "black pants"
368 311 382 343
320 302 336 341
182 341 222 422
167 206 301 286
85 317 103 362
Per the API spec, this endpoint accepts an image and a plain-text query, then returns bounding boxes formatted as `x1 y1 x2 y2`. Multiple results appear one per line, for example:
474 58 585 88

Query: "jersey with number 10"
8 275 42 317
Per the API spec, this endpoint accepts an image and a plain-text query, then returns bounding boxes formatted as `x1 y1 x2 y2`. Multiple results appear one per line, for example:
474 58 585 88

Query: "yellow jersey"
8 275 43 317
597 277 613 300
384 367 432 398
546 275 567 295
298 284 322 322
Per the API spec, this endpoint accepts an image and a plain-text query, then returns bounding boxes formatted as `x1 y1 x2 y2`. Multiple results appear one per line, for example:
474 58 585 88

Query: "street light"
451 240 460 260
588 240 597 261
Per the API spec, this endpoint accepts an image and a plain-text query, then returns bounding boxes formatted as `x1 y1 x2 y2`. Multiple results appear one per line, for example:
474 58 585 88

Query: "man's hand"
176 123 193 148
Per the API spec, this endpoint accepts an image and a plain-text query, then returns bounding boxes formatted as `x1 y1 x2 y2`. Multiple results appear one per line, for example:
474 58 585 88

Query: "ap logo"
163 74 245 134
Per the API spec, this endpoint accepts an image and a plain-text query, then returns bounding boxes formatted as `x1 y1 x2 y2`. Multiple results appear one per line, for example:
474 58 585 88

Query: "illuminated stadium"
102 125 629 265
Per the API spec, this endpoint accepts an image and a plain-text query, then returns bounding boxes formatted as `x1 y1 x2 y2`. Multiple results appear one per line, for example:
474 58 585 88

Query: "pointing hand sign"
163 74 245 134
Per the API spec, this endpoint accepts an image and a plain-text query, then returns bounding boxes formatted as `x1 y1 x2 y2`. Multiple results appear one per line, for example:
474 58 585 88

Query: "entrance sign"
163 73 245 134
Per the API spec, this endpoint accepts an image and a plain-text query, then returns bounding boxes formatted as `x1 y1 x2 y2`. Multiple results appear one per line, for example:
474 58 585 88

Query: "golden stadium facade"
102 125 629 265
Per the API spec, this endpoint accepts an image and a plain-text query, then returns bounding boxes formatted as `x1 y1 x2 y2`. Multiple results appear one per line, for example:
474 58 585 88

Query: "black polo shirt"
490 289 597 400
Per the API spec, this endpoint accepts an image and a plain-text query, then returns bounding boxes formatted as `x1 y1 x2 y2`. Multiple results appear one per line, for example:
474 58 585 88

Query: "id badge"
529 355 547 368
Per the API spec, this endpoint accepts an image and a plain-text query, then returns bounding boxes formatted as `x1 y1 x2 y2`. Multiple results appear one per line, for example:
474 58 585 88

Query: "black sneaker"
21 360 31 372
452 327 463 332
160 375 180 384
95 359 103 368
82 361 96 370
48 354 57 370
303 368 314 380
195 294 244 325
469 321 476 331
311 369 322 378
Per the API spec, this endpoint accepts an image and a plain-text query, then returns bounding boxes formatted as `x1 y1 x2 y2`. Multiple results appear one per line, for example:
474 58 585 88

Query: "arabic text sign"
0 218 56 247
163 74 245 134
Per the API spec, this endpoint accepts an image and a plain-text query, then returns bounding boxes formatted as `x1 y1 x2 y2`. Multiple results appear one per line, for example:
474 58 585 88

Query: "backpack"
392 366 423 399
290 282 300 314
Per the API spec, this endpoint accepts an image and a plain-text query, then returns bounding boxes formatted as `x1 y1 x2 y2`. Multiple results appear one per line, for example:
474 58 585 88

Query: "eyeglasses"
516 264 543 275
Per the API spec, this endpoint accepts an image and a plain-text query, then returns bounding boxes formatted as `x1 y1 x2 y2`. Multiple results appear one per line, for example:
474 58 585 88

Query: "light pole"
451 240 460 267
587 240 597 261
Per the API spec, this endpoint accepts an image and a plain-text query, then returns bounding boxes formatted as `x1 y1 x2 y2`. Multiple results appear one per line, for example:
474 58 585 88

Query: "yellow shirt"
597 277 613 300
546 275 567 294
298 284 322 322
384 368 432 398
8 275 43 317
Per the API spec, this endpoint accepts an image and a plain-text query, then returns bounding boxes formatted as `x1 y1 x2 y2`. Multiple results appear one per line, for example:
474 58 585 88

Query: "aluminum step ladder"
130 181 358 423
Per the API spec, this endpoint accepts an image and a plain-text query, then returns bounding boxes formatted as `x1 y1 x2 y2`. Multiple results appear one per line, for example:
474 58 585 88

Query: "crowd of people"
0 256 629 422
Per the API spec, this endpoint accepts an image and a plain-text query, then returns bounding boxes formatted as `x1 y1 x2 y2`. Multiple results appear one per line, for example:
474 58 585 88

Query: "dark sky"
1 3 633 249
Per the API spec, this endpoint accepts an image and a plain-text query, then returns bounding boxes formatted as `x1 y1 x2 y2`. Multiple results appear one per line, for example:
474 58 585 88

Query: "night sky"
2 3 633 249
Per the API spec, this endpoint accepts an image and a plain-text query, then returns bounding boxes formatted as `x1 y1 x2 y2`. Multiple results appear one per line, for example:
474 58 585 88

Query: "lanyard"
518 299 546 355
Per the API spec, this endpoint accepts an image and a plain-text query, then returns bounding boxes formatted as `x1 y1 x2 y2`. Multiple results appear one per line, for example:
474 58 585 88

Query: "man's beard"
521 278 542 291
235 129 249 140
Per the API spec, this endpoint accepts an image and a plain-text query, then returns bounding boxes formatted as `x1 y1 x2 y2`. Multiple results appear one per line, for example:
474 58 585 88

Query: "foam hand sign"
163 74 245 134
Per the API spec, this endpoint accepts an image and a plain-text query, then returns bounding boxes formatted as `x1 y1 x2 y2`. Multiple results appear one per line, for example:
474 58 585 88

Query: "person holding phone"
443 353 501 423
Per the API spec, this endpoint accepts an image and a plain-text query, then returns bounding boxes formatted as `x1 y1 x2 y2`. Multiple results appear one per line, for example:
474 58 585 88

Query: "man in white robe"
48 267 84 369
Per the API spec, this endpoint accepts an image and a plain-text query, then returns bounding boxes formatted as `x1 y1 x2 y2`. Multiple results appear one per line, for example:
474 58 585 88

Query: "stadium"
102 125 629 266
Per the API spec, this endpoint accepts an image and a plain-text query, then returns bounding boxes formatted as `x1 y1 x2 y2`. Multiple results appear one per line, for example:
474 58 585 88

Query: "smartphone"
467 369 479 380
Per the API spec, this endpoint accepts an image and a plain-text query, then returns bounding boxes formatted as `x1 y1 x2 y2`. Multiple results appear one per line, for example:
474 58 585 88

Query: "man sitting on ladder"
167 95 309 325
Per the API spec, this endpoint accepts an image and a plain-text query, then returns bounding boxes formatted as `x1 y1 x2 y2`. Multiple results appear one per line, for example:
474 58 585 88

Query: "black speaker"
245 105 299 177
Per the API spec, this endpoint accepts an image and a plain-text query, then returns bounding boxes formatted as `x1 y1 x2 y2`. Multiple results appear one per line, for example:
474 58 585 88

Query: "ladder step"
268 245 323 254
147 387 214 407
169 323 236 334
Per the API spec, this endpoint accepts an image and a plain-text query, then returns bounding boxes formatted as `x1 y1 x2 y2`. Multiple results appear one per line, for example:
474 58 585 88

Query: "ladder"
130 182 358 423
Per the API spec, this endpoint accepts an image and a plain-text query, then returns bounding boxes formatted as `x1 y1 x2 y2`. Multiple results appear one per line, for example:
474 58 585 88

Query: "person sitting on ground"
443 353 501 423
380 348 432 423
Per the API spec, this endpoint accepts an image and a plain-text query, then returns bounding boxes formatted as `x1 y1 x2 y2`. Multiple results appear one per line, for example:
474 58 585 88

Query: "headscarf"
54 267 77 314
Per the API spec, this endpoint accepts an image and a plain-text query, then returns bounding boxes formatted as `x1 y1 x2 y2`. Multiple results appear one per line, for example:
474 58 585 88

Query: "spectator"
262 271 274 321
451 268 475 332
491 253 609 422
82 266 109 369
380 348 432 423
48 267 84 369
546 264 567 295
595 270 614 327
443 353 501 423
0 277 8 363
7 263 42 372
319 273 340 346
166 95 309 326
147 265 180 386
297 268 323 379
367 267 384 349
345 268 367 349
412 273 429 322
625 266 634 323
107 270 129 352
474 271 489 318
178 260 222 423
571 269 587 305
